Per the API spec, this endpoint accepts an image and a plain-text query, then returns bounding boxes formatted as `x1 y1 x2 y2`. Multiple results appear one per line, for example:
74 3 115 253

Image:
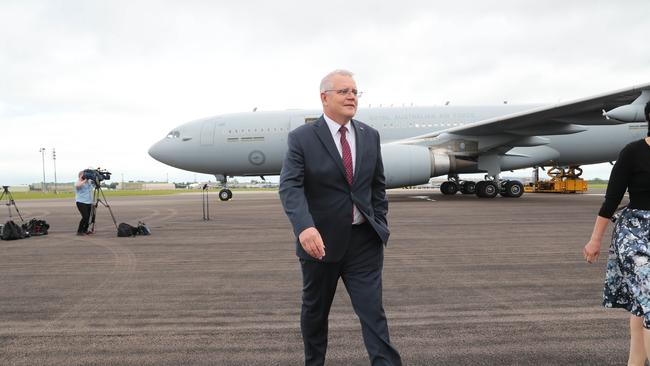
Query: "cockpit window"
166 130 181 139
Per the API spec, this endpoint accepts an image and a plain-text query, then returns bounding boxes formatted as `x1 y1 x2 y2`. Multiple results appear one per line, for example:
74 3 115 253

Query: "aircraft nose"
148 140 170 164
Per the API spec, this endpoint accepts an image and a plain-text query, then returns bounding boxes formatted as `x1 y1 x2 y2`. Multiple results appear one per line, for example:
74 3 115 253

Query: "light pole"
52 148 58 194
39 147 47 193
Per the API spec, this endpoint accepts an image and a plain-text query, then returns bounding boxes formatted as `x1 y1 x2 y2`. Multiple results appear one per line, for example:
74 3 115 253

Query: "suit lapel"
351 119 365 184
314 116 348 180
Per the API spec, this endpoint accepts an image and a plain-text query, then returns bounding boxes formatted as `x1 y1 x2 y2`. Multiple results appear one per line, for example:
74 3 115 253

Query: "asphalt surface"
0 189 630 365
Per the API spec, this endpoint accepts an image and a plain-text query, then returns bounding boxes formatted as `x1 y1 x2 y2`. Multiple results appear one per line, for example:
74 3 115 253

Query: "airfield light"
39 147 47 193
52 148 58 194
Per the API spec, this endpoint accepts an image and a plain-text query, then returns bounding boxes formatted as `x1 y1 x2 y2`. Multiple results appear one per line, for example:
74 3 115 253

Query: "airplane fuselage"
149 105 647 186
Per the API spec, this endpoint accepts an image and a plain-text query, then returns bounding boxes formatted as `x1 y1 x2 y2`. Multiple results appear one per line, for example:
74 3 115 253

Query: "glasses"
324 88 363 98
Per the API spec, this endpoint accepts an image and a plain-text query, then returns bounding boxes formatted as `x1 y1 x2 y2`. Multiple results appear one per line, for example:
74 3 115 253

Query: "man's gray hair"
320 69 354 92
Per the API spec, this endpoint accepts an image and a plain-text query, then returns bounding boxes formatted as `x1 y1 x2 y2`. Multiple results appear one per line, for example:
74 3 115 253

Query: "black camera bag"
1 220 26 240
136 221 151 236
117 223 138 237
22 219 49 236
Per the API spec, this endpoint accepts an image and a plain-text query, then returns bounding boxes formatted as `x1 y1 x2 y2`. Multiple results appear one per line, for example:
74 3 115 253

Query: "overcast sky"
1 0 649 186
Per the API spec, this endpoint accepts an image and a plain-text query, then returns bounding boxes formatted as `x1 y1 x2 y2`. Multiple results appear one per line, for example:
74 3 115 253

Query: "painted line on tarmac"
409 196 436 202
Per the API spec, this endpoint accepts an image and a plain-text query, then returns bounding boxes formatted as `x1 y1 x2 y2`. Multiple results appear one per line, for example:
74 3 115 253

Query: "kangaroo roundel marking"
248 150 266 166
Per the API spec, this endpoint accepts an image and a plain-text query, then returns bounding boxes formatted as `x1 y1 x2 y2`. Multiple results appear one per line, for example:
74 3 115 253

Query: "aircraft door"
200 120 216 145
290 114 319 131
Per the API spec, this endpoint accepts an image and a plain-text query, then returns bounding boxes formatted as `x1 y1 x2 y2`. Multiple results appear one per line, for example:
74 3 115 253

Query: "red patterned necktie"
339 126 354 186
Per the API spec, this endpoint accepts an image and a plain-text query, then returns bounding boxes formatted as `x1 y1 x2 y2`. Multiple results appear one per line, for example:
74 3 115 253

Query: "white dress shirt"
323 114 365 225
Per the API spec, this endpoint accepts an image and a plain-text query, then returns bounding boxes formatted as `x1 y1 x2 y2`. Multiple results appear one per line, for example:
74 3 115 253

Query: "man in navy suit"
279 70 402 366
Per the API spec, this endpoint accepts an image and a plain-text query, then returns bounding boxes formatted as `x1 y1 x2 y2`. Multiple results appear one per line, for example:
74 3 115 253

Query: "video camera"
83 168 112 185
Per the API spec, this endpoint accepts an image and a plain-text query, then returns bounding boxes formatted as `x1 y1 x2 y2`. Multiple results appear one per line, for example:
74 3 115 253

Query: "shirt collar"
323 113 352 136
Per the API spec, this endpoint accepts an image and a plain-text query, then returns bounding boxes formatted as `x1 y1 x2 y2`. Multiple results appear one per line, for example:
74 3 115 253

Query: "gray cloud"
1 0 648 184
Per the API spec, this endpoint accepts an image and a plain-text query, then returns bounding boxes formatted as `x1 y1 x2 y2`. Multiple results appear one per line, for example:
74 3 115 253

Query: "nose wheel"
218 188 232 201
214 174 233 201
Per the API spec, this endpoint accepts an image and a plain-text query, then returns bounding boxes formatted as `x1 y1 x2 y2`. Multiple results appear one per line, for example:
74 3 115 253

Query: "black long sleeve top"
599 139 650 218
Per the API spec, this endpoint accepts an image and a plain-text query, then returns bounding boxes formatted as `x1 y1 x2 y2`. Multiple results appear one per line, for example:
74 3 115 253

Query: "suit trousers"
299 222 402 366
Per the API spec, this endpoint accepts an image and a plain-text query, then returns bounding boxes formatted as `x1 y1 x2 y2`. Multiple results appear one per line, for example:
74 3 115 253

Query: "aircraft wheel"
503 180 524 198
460 181 476 194
475 181 486 197
499 180 511 197
219 189 232 201
440 181 458 195
476 181 498 198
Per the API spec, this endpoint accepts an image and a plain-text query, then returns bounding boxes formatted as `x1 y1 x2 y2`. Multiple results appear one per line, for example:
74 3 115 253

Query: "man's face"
321 74 358 124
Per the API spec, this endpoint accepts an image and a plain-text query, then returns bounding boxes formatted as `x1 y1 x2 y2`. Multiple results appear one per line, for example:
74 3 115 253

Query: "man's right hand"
299 227 325 260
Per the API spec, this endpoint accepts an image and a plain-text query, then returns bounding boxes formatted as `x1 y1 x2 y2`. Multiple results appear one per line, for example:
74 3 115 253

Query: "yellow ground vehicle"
524 166 588 193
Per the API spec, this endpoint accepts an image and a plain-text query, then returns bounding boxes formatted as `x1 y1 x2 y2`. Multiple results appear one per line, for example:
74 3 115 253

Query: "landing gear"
476 175 523 199
215 174 233 201
440 181 459 195
501 180 524 198
439 174 524 199
459 181 476 195
218 189 232 201
475 180 499 198
441 175 476 195
440 175 478 195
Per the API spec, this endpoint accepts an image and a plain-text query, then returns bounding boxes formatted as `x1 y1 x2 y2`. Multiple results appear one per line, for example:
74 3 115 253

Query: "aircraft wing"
394 82 650 146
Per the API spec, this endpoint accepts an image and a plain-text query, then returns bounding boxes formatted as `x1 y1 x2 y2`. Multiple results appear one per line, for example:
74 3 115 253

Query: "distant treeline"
587 178 608 184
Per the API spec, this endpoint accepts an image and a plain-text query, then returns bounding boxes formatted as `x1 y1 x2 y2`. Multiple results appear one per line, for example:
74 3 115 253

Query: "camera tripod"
0 186 24 223
202 184 210 221
88 185 118 232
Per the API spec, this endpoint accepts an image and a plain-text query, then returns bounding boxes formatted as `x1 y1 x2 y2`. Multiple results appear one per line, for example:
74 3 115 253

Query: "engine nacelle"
606 90 650 122
606 104 647 122
381 144 459 188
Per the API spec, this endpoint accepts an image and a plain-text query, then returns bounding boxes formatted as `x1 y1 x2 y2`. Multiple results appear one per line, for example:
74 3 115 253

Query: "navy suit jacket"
279 116 389 262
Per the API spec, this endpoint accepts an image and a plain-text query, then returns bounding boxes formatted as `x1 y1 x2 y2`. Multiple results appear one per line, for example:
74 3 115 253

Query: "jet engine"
381 144 475 188
606 104 648 122
605 90 650 122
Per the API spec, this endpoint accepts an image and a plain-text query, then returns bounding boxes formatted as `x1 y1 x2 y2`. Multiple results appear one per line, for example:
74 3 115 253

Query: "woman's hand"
584 216 611 264
583 239 601 263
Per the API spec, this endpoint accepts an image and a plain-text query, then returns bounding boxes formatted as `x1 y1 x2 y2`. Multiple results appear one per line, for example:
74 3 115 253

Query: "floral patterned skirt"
603 208 650 328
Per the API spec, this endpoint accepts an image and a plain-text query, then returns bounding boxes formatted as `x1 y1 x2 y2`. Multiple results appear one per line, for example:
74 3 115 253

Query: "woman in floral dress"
584 101 650 366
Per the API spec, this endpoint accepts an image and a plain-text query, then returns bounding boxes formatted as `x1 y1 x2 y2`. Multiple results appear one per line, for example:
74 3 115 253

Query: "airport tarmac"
0 189 630 365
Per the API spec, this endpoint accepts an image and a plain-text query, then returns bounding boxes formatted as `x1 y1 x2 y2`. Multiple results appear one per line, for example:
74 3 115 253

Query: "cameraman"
75 170 95 235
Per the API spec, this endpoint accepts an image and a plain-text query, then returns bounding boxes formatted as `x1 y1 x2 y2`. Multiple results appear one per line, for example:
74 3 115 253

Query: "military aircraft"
149 83 649 200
